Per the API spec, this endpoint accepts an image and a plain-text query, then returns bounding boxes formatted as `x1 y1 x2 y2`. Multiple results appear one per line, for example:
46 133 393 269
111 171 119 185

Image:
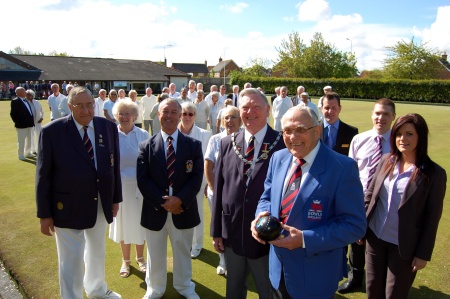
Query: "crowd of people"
7 79 447 298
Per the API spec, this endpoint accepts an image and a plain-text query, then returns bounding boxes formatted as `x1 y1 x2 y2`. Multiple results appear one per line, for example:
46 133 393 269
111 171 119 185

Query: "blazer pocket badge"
98 134 105 147
341 144 349 148
110 154 114 166
185 160 193 173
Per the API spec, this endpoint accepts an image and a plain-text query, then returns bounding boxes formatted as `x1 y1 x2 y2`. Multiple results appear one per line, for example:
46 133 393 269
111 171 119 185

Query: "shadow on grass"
22 157 36 165
409 285 450 298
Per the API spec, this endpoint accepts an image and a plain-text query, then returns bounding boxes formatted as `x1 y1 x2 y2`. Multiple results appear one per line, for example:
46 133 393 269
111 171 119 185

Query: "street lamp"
163 44 173 66
346 38 352 53
223 50 226 85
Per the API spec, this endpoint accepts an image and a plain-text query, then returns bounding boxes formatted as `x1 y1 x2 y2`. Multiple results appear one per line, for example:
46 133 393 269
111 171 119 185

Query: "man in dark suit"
10 87 35 160
36 87 122 299
137 98 203 299
227 85 240 107
321 92 358 156
211 88 285 299
251 106 366 299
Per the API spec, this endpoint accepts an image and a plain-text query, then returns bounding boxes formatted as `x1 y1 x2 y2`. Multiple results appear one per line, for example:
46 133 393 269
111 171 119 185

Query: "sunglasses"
182 112 195 117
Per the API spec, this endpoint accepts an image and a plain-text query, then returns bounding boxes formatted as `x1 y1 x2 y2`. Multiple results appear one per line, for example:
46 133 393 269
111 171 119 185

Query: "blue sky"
3 0 449 71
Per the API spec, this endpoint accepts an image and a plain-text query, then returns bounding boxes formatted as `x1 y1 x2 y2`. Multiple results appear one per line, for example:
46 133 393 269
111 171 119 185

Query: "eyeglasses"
71 102 95 110
182 112 195 117
118 112 131 117
282 126 316 136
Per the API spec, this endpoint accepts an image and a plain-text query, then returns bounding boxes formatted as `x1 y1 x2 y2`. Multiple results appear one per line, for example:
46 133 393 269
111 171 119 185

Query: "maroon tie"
83 126 94 162
166 136 176 187
280 158 306 223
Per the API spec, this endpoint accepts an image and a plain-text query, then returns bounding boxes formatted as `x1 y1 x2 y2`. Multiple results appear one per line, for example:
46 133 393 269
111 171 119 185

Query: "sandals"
136 256 147 273
120 260 130 278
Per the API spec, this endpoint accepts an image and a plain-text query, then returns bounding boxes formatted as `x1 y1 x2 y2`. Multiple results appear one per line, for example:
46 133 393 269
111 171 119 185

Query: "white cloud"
413 6 450 55
219 2 249 14
297 0 331 22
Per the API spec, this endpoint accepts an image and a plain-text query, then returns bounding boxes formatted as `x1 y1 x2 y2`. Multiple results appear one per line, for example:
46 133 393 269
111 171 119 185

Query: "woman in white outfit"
194 90 210 130
208 91 224 134
204 105 242 275
109 99 150 278
178 102 212 258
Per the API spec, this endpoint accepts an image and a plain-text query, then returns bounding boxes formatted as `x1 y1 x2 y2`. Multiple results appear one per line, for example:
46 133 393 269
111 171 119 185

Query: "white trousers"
191 179 207 250
55 202 109 299
31 124 42 153
143 214 196 299
16 127 32 157
207 191 226 267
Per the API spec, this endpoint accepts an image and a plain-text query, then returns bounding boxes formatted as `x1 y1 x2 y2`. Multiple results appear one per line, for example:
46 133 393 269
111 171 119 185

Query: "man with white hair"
187 80 197 101
291 86 305 106
243 82 252 89
298 92 319 117
141 87 157 134
227 85 240 107
168 83 180 99
94 89 108 117
317 85 332 120
271 86 281 104
48 83 65 121
205 85 218 105
58 84 74 117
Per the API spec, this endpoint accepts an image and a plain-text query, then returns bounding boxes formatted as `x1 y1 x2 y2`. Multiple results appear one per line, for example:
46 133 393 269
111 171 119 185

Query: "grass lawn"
0 98 449 298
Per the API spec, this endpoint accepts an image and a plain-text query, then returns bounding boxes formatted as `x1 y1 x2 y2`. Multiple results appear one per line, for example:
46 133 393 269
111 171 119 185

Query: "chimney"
205 60 207 66
219 57 222 63
442 52 448 62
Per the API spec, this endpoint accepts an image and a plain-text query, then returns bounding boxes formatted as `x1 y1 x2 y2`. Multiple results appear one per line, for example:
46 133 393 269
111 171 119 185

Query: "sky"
3 0 450 72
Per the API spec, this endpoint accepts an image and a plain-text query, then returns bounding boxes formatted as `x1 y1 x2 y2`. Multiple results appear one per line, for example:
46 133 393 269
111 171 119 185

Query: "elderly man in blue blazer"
251 106 366 299
36 87 122 299
137 98 203 299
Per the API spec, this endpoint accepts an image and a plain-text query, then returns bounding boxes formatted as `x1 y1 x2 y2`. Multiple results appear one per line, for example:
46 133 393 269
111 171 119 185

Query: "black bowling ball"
256 215 282 241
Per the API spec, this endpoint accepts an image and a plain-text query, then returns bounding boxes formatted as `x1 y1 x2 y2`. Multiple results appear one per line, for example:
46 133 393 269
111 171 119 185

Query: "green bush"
230 74 450 103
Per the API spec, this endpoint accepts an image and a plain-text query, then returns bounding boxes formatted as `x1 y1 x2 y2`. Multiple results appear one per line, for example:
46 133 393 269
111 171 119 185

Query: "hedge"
230 75 450 103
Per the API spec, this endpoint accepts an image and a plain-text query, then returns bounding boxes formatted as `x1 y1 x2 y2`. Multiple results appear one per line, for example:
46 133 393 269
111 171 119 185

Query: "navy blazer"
137 130 203 231
10 97 34 128
321 120 358 156
365 155 447 261
36 115 122 229
256 143 366 298
211 125 285 259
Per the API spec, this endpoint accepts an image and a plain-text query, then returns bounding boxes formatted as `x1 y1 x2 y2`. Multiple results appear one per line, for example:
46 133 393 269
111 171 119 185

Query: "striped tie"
83 126 94 162
366 135 382 189
243 136 255 186
280 158 305 223
166 136 176 187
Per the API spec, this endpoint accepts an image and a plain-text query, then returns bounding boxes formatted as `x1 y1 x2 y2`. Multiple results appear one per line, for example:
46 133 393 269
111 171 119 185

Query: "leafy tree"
48 50 72 57
8 46 34 55
383 37 444 80
242 58 271 77
360 69 385 79
275 32 358 79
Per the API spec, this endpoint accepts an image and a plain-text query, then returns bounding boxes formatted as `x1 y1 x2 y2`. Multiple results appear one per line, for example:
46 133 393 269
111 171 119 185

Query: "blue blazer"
256 142 366 298
137 130 203 231
36 115 122 229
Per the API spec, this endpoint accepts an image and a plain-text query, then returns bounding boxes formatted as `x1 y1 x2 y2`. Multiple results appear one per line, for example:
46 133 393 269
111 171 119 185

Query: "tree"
383 37 444 80
242 58 271 77
8 46 34 55
48 50 72 57
275 32 358 79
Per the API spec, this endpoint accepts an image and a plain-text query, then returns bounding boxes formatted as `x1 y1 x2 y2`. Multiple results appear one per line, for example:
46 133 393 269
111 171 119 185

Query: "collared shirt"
21 98 33 115
323 119 340 148
94 97 107 118
298 100 319 118
160 129 179 196
244 124 268 173
187 90 197 101
73 117 97 169
369 162 415 245
281 141 321 248
349 129 392 193
48 93 66 120
141 95 157 120
169 91 180 99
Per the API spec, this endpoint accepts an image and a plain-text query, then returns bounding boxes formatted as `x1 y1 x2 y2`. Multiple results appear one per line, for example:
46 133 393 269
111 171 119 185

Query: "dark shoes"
337 279 363 294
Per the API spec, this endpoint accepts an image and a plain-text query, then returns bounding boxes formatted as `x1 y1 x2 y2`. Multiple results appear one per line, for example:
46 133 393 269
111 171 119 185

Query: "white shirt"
160 129 179 196
103 99 117 123
194 100 210 123
298 100 319 118
94 97 107 118
141 95 157 120
32 99 44 122
134 100 143 124
205 131 228 164
48 93 66 120
169 91 180 99
349 129 392 193
243 124 268 173
272 96 293 119
187 90 197 101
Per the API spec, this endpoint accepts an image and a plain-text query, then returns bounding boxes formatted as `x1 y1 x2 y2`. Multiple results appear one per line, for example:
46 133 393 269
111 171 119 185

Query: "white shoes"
216 264 227 276
190 248 201 258
90 290 122 299
18 155 25 160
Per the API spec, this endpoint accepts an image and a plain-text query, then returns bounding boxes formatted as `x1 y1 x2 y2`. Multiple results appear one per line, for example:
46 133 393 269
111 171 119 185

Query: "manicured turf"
0 98 448 298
